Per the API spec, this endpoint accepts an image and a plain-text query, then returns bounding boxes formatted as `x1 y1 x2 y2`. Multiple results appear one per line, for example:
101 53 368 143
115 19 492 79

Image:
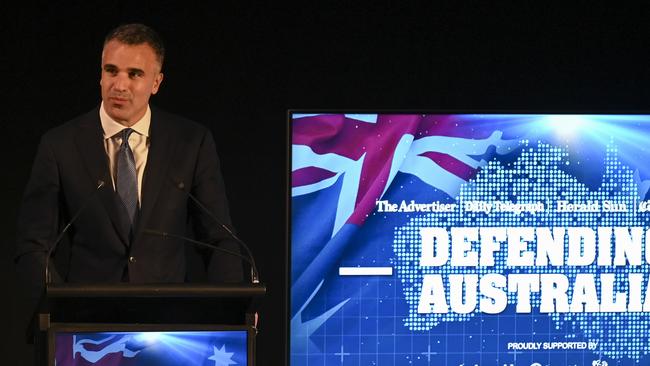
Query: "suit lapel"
74 108 131 246
136 108 175 240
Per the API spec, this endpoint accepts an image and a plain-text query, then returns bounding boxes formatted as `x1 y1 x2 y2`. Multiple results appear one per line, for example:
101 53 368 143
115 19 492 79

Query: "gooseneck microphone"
142 229 255 269
168 179 260 284
44 180 105 284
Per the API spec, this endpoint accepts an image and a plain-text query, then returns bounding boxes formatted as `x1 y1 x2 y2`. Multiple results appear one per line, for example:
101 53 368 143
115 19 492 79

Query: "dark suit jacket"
15 106 244 300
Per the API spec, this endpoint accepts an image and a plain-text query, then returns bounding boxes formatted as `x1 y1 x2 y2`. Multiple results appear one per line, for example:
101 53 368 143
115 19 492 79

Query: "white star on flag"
208 344 237 366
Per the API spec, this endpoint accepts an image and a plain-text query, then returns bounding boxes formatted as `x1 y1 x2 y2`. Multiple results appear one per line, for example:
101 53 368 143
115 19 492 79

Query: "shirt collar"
99 102 151 139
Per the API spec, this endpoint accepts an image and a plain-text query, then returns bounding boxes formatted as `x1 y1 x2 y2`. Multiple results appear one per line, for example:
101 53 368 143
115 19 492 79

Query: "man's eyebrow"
102 65 145 75
126 67 145 75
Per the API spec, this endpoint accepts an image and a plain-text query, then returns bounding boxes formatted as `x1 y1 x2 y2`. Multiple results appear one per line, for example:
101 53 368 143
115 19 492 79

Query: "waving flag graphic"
291 114 520 311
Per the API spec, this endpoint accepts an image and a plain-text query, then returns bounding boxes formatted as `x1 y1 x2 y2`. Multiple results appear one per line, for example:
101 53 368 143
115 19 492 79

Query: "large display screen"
289 113 650 366
54 330 248 365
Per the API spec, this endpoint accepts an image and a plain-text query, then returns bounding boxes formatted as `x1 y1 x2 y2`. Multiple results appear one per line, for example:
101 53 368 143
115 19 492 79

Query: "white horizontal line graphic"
338 267 393 276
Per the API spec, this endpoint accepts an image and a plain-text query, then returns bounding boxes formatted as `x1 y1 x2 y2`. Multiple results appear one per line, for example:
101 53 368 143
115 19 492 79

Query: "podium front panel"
48 323 254 366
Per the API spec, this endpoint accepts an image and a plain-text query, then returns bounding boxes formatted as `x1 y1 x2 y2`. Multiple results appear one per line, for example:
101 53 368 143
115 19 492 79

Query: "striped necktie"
116 128 138 225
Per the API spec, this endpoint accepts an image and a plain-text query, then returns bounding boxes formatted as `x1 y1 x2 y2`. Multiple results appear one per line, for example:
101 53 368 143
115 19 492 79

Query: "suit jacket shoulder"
41 108 102 143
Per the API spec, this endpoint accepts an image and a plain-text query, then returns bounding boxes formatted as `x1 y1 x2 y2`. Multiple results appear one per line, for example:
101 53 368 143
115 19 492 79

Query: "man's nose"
112 72 129 91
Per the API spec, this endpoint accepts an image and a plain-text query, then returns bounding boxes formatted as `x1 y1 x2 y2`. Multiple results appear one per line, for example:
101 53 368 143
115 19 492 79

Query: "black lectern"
32 283 265 366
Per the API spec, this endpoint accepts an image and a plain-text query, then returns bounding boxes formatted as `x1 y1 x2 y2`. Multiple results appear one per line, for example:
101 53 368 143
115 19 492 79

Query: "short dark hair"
104 23 165 67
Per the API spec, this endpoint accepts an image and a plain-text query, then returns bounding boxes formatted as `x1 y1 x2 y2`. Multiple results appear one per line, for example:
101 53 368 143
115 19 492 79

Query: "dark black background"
2 2 649 365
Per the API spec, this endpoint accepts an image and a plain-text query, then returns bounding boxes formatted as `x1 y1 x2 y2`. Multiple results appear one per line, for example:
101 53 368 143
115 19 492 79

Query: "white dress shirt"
99 102 151 204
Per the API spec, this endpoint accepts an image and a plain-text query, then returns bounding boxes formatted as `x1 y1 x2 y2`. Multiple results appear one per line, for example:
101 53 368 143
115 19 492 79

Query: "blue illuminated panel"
55 330 247 365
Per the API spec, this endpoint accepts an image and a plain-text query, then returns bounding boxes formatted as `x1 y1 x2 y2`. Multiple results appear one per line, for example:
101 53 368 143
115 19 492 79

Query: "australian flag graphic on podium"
55 330 247 366
290 113 650 366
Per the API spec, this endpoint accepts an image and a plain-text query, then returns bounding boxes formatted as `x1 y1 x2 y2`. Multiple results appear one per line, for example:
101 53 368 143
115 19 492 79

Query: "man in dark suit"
15 23 243 302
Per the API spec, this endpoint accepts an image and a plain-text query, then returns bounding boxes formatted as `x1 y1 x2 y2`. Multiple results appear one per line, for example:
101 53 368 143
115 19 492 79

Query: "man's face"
100 40 163 126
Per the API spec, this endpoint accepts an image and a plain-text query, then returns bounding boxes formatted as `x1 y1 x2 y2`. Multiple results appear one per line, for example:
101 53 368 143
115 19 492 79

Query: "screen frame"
285 109 650 365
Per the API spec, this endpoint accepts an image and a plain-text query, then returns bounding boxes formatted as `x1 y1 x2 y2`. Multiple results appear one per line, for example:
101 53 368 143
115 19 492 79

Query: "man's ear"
152 72 164 95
